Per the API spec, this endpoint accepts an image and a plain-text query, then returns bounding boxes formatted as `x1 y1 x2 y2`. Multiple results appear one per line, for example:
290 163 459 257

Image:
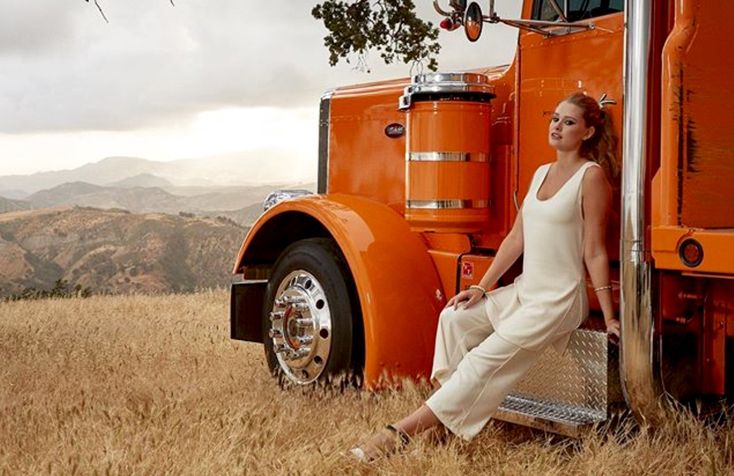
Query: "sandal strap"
385 424 411 446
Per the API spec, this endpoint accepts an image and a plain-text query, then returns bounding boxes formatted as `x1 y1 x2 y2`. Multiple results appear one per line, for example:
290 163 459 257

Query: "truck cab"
230 0 734 435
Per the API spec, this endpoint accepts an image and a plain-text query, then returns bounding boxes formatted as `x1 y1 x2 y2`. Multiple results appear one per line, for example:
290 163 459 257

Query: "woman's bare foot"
349 405 441 462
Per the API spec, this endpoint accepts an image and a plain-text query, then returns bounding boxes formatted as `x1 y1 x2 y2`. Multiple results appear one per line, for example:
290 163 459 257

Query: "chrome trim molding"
317 89 334 194
406 199 489 209
408 152 489 162
263 190 313 212
399 72 495 110
620 0 666 423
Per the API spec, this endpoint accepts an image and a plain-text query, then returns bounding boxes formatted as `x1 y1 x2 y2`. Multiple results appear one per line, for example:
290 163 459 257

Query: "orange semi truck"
230 1 734 435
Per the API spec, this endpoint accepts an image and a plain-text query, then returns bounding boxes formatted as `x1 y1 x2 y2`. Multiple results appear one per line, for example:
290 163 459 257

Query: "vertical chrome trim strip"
318 90 334 194
620 0 665 422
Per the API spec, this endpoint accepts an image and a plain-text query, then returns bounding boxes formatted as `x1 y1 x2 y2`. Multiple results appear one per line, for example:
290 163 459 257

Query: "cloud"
0 0 520 134
0 1 79 56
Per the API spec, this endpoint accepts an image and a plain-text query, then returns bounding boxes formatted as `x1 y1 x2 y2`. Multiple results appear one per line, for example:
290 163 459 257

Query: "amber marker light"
679 238 704 267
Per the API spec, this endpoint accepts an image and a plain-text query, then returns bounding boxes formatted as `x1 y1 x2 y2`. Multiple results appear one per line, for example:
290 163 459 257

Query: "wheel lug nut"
296 318 314 327
273 343 286 353
268 329 282 339
269 311 284 321
297 336 314 345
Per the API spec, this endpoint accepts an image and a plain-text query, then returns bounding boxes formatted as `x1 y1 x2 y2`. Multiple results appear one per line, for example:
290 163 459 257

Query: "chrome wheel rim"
268 270 332 384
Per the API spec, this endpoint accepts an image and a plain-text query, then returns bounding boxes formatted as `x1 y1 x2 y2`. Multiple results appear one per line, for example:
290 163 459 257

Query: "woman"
350 92 621 461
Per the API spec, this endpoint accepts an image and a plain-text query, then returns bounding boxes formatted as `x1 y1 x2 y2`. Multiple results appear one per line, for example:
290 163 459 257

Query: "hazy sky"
0 1 520 180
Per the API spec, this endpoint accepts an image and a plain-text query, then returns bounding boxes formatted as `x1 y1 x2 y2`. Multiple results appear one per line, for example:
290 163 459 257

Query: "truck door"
516 1 624 260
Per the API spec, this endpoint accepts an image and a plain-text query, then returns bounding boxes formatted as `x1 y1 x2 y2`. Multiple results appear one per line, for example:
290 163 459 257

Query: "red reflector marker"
679 238 703 267
440 17 455 30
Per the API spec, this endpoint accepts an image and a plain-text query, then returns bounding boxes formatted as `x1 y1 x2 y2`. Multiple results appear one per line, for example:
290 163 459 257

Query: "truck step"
494 329 609 437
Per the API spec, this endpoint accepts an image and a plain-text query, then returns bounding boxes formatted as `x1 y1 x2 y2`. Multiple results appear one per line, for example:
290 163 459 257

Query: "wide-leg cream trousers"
425 297 546 441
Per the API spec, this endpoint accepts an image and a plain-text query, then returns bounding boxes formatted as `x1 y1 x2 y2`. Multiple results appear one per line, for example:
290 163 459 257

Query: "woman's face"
548 101 595 152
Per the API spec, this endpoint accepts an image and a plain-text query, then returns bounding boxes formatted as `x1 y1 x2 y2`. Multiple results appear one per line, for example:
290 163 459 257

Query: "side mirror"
464 2 483 42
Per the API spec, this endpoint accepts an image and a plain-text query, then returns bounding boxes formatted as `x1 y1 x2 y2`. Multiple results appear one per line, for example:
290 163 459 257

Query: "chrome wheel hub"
268 270 332 384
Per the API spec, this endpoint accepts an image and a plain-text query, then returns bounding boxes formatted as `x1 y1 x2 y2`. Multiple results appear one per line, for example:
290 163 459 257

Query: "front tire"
262 238 362 386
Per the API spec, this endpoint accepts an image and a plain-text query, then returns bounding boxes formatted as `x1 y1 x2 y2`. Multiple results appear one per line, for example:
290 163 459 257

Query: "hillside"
109 173 175 188
0 207 247 297
14 180 312 226
26 182 184 211
0 196 30 213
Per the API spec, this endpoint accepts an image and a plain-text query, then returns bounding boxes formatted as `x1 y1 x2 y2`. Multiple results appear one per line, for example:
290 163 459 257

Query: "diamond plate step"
494 329 609 437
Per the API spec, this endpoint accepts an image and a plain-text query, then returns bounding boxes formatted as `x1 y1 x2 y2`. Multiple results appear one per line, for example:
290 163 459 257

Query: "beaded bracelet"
469 284 488 294
594 285 613 292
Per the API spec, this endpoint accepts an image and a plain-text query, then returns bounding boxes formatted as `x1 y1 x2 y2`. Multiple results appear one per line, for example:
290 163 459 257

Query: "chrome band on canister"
407 152 489 162
406 199 490 209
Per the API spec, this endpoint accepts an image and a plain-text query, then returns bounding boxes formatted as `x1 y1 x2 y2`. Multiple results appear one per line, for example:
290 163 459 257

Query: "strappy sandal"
348 424 412 462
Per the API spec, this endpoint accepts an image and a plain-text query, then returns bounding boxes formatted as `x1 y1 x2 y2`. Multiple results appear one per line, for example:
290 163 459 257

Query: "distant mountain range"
0 154 314 196
0 157 315 227
0 156 317 297
0 207 248 298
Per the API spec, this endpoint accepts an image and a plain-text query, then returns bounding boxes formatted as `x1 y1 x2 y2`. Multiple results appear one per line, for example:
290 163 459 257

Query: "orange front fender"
233 193 446 387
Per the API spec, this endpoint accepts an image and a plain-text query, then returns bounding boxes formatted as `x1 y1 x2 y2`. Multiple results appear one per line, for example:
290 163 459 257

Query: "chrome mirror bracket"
434 0 594 38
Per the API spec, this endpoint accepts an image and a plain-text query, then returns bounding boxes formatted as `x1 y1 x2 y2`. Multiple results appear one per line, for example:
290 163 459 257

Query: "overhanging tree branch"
84 0 175 22
85 0 108 23
312 0 440 72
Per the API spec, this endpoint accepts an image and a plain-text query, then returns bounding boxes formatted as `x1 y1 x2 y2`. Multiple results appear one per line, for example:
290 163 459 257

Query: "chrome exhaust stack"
620 0 667 423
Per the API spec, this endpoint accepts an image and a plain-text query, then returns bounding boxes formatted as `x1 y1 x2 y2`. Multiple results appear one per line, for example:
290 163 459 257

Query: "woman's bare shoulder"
582 163 609 186
582 164 611 207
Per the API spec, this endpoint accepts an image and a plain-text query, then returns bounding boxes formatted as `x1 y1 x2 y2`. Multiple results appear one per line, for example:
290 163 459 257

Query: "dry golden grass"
1 291 732 475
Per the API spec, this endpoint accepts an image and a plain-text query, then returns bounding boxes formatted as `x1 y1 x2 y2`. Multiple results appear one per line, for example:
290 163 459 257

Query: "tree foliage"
4 279 93 302
312 0 440 72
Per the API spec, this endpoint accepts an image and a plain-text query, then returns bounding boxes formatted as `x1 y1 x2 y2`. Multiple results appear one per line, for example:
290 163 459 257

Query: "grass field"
1 291 732 474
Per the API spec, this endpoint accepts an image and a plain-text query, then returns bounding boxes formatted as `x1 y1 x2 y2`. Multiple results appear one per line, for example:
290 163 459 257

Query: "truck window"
533 0 624 22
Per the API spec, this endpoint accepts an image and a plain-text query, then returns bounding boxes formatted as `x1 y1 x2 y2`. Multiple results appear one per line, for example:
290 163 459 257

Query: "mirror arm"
433 0 453 17
547 0 569 22
489 16 595 32
514 18 594 28
499 18 553 36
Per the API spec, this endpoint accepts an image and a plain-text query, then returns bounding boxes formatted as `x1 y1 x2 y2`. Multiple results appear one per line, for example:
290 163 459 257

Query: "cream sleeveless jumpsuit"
425 161 598 440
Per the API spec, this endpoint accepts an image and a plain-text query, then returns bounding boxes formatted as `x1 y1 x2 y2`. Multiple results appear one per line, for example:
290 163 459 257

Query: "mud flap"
230 280 267 343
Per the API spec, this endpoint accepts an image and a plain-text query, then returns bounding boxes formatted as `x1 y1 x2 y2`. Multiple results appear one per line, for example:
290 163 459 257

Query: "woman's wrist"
603 314 617 324
468 284 487 294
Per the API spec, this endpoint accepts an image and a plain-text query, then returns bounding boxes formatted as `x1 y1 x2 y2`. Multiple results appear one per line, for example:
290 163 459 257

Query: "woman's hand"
445 288 485 310
605 316 620 345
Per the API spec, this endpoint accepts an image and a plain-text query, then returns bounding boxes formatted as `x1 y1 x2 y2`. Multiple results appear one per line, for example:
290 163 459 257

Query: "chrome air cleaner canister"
399 72 495 233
